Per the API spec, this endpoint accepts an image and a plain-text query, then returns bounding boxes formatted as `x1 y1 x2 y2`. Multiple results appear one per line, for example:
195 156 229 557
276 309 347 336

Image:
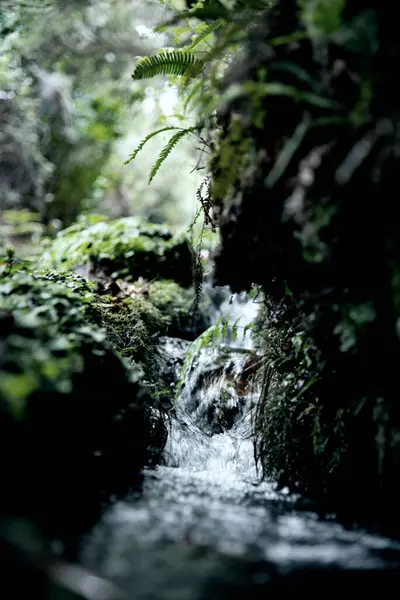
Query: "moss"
38 216 193 286
99 279 212 380
100 295 164 377
147 279 210 339
0 266 166 546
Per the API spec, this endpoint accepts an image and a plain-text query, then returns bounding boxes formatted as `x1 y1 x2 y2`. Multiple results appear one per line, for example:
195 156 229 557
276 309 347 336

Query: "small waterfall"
206 285 261 349
163 287 262 481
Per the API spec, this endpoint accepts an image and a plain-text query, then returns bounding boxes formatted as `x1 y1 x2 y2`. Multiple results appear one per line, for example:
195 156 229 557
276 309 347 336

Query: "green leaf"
221 315 230 340
265 115 310 188
123 127 183 167
299 0 345 41
132 51 202 80
232 316 241 341
148 128 196 184
271 61 319 91
186 19 223 50
242 321 254 340
257 82 340 109
183 79 205 113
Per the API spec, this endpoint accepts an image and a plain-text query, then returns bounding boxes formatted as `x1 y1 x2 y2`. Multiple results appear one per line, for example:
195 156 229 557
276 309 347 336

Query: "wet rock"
148 280 211 340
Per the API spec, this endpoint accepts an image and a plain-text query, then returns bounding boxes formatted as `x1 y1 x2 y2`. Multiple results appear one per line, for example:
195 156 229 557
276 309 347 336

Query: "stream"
79 289 400 599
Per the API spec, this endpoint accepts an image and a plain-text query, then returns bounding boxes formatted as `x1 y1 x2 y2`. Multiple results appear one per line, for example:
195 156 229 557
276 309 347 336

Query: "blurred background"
0 0 203 255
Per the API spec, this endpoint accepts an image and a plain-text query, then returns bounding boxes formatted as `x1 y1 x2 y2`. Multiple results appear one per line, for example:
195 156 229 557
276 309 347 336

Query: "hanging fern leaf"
242 321 255 341
186 20 223 51
232 317 242 341
148 127 196 184
221 315 231 341
132 52 202 80
183 80 205 113
123 126 183 166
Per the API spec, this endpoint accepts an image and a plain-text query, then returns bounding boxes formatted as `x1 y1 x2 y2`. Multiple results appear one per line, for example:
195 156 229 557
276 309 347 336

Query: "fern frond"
123 127 183 166
187 205 203 234
183 80 205 113
186 20 223 51
132 52 202 80
221 316 231 341
191 221 205 321
148 127 196 184
242 322 255 341
232 317 241 341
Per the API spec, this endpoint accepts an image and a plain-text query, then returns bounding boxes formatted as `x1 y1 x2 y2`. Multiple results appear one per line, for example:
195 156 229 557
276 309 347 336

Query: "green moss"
38 216 193 286
0 268 99 335
147 280 199 336
100 295 164 375
0 265 166 543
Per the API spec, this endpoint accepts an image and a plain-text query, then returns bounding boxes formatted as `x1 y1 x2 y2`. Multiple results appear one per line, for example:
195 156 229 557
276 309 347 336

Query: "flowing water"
80 289 400 599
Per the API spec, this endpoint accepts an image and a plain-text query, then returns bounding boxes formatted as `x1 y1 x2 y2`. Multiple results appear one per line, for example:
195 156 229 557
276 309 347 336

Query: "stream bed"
80 291 400 599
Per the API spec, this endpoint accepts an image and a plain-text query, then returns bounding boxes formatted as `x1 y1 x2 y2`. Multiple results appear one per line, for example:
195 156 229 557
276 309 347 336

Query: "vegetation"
3 1 400 590
0 259 166 552
38 215 194 285
0 0 201 228
126 0 400 532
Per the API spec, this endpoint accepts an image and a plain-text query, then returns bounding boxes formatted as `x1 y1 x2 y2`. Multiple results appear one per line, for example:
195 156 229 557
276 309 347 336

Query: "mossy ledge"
38 215 194 287
0 263 166 551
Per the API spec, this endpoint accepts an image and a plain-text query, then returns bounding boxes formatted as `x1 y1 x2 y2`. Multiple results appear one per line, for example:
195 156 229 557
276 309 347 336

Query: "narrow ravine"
80 291 400 599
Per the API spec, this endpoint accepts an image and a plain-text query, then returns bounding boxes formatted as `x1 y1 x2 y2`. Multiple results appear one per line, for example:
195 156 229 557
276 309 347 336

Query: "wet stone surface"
81 465 400 600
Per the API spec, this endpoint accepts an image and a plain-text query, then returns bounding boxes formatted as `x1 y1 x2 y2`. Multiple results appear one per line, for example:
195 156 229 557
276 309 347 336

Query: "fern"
191 220 205 321
123 126 184 166
176 314 256 394
148 127 196 184
242 321 255 340
196 177 214 228
265 116 310 188
187 205 203 234
176 325 212 392
176 319 228 393
183 79 205 113
132 52 202 80
186 20 223 51
221 315 230 341
232 316 242 341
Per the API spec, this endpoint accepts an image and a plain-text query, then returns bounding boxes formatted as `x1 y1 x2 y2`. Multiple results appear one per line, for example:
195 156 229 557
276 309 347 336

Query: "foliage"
1 0 200 229
176 314 254 392
125 0 254 191
38 215 194 286
0 2 128 225
187 0 400 531
0 262 166 547
124 126 198 184
133 51 202 79
0 268 98 341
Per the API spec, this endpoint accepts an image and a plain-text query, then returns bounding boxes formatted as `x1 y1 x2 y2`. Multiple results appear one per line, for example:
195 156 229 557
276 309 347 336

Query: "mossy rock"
99 280 212 378
0 267 166 547
99 294 165 380
38 216 193 287
148 280 211 339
